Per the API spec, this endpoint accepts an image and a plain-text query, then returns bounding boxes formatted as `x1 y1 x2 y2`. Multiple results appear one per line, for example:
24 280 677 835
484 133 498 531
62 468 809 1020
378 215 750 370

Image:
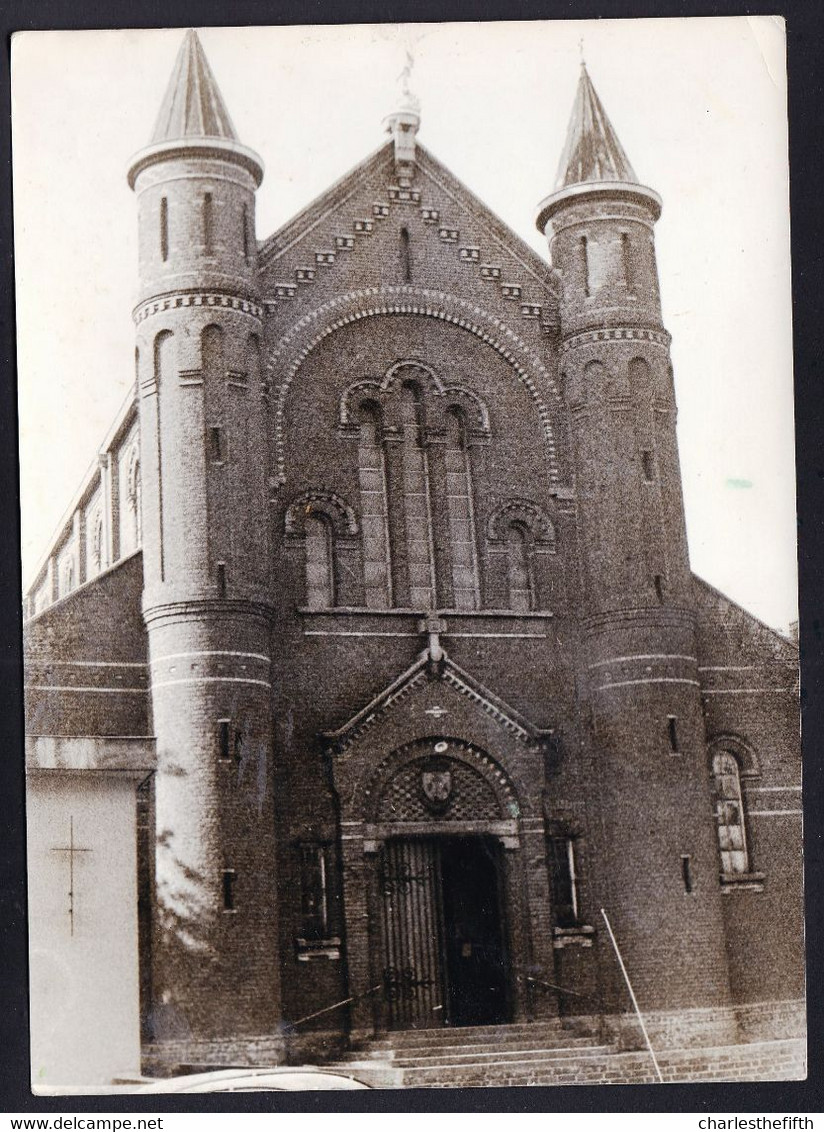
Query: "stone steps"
349 1036 605 1063
330 1027 806 1090
393 1043 614 1068
363 1020 586 1051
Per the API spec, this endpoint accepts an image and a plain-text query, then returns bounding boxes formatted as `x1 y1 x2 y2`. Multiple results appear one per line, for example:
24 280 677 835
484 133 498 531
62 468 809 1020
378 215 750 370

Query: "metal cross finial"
399 48 414 97
396 44 421 114
50 816 91 936
579 36 586 66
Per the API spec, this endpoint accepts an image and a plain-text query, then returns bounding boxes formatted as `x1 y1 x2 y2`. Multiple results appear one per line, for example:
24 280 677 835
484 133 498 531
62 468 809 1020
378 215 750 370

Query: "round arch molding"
266 284 564 488
357 736 522 828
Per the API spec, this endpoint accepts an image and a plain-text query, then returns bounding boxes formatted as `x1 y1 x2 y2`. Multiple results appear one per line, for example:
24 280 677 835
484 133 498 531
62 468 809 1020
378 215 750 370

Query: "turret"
537 63 690 614
536 66 735 1039
128 30 281 1058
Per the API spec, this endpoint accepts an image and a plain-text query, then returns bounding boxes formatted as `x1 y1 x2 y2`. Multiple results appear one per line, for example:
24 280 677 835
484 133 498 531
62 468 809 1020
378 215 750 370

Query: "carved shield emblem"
421 768 452 810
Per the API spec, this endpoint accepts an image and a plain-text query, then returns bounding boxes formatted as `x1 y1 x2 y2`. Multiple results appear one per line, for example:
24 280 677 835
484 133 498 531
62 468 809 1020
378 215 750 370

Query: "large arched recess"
266 285 568 492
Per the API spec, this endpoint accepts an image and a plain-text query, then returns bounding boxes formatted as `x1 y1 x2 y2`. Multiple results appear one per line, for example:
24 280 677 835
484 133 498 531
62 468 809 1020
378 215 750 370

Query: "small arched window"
621 232 634 293
127 449 142 546
400 226 412 283
159 196 169 261
547 833 580 928
203 192 214 254
712 751 749 875
506 523 533 612
92 514 104 571
580 234 590 297
62 558 75 596
304 514 335 609
243 204 254 262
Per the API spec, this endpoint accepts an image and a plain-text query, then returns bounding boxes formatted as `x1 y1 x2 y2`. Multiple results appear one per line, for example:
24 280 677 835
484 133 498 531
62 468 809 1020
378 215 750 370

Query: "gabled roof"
692 573 798 664
323 647 553 752
258 139 557 296
554 63 637 190
150 28 239 145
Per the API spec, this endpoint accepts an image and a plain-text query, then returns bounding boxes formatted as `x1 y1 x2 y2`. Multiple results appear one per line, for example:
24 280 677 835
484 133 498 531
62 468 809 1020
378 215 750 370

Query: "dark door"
440 836 509 1027
380 838 447 1030
379 835 509 1030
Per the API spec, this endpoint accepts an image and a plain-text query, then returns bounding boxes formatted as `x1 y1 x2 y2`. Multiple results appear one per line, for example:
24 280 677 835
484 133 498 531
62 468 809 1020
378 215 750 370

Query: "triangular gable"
258 139 558 299
415 143 558 293
258 141 392 267
322 648 552 752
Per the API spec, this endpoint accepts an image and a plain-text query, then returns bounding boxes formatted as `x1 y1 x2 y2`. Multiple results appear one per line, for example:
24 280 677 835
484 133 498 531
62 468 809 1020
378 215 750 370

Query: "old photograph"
14 18 803 1093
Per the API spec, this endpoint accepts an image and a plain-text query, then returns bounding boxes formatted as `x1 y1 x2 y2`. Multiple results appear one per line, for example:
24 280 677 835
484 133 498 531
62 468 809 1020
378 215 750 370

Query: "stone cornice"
133 291 264 326
559 326 671 354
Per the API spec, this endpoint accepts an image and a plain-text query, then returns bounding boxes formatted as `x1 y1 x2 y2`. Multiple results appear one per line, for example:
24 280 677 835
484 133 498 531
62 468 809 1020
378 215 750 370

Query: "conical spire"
150 29 238 145
554 63 637 190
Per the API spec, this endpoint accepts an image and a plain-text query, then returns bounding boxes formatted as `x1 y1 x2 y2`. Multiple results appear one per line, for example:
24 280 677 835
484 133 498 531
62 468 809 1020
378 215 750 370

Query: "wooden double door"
379 835 510 1030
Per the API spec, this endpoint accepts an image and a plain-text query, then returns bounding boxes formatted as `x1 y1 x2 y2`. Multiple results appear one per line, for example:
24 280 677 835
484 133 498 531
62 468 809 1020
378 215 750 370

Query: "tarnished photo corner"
19 23 804 1093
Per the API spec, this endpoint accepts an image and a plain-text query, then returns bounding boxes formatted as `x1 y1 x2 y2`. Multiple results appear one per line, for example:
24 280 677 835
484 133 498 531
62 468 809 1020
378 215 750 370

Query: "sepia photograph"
13 18 804 1095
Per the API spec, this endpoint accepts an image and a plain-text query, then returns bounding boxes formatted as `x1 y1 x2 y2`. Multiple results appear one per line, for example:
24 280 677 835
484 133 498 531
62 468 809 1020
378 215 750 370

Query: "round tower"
128 30 281 1055
537 66 735 1040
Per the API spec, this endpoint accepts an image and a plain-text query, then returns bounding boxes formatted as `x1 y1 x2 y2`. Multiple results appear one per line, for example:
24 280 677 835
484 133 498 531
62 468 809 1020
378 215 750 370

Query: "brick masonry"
22 39 804 1082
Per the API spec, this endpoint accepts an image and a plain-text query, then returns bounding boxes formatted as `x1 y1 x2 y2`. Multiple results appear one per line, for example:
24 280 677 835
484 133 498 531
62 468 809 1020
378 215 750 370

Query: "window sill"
296 936 342 961
553 925 595 949
720 872 765 892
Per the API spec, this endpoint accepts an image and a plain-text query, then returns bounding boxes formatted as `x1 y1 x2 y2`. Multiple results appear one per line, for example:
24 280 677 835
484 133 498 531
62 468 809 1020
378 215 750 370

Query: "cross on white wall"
49 816 91 936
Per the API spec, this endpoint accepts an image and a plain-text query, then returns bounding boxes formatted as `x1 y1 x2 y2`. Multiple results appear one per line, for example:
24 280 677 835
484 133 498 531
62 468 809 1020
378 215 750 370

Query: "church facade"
24 31 804 1083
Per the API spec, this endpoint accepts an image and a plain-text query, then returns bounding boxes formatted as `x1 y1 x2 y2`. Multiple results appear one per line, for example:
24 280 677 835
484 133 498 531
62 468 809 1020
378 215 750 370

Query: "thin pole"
291 985 382 1028
600 908 664 1083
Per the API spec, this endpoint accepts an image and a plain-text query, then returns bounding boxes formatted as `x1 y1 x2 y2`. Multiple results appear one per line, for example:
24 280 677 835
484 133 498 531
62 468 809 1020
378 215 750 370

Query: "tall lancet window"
304 514 335 609
357 406 392 608
445 408 480 610
127 447 142 547
712 752 750 876
506 523 533 612
400 383 436 608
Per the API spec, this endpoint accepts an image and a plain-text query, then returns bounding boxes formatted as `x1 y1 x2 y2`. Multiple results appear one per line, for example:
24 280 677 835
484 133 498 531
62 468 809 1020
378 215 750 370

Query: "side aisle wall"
693 577 804 1022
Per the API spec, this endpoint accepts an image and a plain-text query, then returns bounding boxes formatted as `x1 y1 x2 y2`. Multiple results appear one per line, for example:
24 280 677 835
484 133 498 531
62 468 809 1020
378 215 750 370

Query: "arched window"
62 558 75 596
621 232 634 293
547 833 580 928
92 513 104 571
285 492 356 610
127 448 142 546
628 356 653 400
203 192 214 254
357 406 392 608
400 382 436 609
712 751 749 875
506 523 533 612
445 408 480 610
243 204 254 262
304 514 335 609
159 196 169 261
400 226 412 283
339 364 490 612
580 234 590 297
